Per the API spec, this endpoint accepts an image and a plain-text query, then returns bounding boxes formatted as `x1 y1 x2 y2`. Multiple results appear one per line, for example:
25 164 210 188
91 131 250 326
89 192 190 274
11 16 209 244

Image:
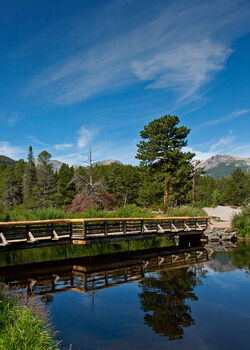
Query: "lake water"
0 240 249 350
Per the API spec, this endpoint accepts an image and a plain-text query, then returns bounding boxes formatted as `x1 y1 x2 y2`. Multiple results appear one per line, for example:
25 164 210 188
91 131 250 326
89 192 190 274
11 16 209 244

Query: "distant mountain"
197 155 250 178
0 155 17 167
93 159 122 166
34 158 64 171
34 158 122 171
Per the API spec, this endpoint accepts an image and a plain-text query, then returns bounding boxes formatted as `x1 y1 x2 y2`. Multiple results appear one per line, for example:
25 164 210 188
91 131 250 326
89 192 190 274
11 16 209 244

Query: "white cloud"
199 109 250 128
0 111 19 126
183 147 215 161
54 143 73 150
131 40 231 101
24 0 250 105
27 136 48 146
209 133 235 152
77 126 93 149
0 141 23 159
186 131 250 160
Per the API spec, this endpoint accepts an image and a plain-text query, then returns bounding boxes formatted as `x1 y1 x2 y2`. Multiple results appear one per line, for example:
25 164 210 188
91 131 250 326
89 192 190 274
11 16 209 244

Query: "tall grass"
232 206 250 237
0 204 208 222
0 284 57 350
164 205 207 217
0 204 154 222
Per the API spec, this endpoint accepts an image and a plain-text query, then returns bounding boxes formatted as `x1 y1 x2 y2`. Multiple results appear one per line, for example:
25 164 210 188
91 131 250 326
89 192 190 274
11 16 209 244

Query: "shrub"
164 205 207 217
232 206 250 237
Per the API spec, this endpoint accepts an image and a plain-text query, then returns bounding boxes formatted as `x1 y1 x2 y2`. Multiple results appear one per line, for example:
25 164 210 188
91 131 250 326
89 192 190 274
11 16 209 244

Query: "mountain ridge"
196 154 250 178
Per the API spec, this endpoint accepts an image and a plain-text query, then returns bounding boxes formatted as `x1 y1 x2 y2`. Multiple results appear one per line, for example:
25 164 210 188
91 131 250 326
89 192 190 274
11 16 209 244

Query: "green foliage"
195 170 250 207
229 242 250 272
136 114 194 207
23 146 37 207
0 285 57 350
56 163 76 205
0 204 154 221
0 118 249 212
2 166 18 205
93 163 140 206
232 206 250 237
0 155 16 166
222 168 250 206
136 115 191 165
164 205 207 217
36 151 55 207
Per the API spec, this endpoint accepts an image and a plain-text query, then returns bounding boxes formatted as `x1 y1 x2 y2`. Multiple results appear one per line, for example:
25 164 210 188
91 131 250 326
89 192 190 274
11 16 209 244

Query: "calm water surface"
1 242 250 350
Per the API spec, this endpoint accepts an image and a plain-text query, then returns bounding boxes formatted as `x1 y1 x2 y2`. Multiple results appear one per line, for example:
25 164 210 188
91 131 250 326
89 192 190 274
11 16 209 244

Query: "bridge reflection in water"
0 244 208 297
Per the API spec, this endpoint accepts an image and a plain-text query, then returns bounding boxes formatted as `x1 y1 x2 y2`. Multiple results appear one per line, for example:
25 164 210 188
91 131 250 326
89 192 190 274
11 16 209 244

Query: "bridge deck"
0 216 210 247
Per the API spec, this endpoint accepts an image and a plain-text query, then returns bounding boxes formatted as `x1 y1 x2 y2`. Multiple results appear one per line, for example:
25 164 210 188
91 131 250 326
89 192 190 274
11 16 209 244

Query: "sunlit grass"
164 205 207 217
0 284 57 350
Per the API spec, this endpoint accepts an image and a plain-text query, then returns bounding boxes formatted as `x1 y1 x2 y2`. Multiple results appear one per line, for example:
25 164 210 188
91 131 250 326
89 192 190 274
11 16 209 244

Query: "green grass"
0 204 154 222
0 284 57 350
163 205 207 217
0 204 207 222
232 206 250 237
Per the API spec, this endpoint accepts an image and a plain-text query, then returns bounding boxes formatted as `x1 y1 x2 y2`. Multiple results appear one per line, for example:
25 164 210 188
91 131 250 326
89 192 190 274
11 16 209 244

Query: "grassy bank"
0 204 207 222
0 284 57 350
232 206 250 238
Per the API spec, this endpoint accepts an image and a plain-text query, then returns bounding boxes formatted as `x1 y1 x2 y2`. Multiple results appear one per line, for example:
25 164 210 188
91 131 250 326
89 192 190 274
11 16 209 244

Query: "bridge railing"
0 216 210 246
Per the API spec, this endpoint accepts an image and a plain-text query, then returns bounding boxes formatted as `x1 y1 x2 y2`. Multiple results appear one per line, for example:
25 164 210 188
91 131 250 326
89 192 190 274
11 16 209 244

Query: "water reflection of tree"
230 242 250 275
138 267 205 340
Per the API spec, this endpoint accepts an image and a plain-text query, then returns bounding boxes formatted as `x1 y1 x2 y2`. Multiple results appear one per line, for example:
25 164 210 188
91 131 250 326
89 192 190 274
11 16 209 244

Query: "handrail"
0 216 211 226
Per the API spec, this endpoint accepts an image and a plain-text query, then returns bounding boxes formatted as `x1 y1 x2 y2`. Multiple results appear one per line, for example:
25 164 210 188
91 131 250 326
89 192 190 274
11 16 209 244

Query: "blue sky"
0 0 250 165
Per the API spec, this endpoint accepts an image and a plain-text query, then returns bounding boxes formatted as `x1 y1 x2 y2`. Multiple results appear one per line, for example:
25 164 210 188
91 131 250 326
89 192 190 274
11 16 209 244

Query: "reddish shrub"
66 192 116 213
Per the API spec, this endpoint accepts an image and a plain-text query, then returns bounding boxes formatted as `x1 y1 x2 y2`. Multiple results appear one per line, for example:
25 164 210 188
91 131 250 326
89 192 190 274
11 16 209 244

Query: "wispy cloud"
23 0 250 106
199 109 250 128
27 136 48 146
0 111 20 126
186 131 250 160
77 126 94 149
0 141 23 159
209 133 235 152
54 143 73 151
131 40 231 101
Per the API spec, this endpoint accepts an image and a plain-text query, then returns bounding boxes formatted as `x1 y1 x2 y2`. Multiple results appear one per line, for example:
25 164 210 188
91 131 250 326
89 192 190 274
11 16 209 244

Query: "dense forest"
0 115 249 215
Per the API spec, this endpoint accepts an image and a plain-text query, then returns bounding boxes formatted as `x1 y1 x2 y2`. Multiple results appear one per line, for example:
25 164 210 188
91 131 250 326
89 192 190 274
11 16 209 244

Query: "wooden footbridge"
0 216 209 248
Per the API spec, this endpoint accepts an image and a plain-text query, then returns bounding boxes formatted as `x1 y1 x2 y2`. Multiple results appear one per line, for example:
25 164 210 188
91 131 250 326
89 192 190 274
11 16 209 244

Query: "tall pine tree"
23 146 37 207
136 115 194 207
56 163 76 206
36 151 55 206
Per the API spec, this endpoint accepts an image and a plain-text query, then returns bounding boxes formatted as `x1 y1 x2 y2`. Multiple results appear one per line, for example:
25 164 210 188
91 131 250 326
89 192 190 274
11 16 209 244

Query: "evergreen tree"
14 159 26 204
23 146 37 207
95 163 140 206
2 166 18 205
0 164 7 202
36 151 55 207
56 163 76 206
136 115 194 207
223 168 250 206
